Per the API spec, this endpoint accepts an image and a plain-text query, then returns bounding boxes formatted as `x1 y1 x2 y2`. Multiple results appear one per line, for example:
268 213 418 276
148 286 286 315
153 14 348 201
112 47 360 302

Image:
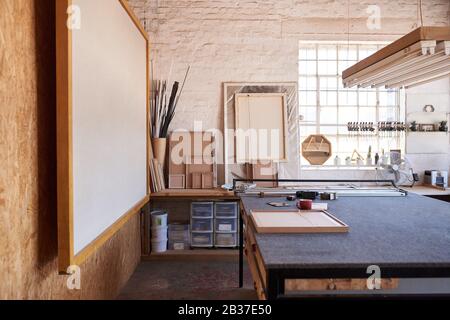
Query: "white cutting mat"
250 210 348 234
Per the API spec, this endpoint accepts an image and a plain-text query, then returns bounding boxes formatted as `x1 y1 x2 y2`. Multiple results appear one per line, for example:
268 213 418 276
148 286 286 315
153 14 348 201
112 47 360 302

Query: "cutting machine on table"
232 179 408 197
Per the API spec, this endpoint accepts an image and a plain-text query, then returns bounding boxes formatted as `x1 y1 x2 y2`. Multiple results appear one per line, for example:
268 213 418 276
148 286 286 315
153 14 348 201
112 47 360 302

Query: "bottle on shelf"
334 155 341 166
366 146 372 166
375 153 380 165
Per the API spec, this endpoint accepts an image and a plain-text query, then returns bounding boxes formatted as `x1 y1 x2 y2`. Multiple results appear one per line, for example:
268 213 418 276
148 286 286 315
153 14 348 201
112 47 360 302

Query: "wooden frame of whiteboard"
234 93 288 163
56 0 150 273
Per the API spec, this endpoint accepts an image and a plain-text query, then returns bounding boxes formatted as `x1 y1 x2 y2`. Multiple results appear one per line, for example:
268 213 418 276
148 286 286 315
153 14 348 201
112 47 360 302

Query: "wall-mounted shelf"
407 131 448 133
301 165 379 170
406 110 449 128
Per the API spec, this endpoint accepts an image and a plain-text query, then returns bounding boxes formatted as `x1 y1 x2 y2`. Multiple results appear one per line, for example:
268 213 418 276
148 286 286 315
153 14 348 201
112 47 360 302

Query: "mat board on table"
250 209 349 234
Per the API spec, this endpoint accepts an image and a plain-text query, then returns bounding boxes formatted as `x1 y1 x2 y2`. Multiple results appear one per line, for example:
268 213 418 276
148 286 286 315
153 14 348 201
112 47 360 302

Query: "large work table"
239 193 450 300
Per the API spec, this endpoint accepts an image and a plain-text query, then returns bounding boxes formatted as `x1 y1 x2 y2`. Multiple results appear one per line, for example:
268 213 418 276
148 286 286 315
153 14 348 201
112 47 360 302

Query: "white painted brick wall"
128 0 449 131
128 0 450 180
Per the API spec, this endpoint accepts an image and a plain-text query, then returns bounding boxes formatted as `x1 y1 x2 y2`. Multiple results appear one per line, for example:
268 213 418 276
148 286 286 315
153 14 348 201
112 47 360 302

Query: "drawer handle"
252 244 257 252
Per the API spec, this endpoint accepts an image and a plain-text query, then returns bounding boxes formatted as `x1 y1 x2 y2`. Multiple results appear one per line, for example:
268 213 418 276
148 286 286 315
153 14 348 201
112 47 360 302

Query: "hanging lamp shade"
342 27 450 89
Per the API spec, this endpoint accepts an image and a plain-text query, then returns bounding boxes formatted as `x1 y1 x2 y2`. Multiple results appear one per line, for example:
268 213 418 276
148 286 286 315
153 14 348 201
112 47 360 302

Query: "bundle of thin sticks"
150 65 190 138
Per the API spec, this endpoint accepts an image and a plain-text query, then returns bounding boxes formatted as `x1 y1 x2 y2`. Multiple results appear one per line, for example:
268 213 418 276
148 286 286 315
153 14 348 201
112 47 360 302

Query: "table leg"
267 270 284 300
239 208 244 288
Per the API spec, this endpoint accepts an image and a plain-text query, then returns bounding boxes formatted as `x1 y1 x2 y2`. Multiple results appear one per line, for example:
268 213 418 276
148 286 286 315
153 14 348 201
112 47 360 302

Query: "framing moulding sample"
168 174 186 189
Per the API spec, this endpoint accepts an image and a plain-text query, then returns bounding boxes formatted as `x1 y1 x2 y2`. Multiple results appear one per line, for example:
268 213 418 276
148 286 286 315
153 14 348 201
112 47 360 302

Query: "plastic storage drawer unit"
191 202 214 218
191 232 213 247
168 240 190 250
168 223 190 240
168 223 190 251
215 202 238 218
169 223 190 232
215 218 237 233
191 218 213 232
215 233 237 247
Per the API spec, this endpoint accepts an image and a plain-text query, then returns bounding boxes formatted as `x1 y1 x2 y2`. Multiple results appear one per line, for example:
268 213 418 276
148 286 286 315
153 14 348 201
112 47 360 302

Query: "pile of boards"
149 159 165 193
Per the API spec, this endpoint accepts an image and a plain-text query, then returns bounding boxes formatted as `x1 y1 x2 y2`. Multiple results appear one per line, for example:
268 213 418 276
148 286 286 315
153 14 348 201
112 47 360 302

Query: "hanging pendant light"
343 0 450 89
343 27 450 89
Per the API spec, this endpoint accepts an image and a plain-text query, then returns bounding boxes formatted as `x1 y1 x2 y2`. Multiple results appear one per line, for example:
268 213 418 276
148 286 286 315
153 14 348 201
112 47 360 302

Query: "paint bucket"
151 237 168 253
151 225 168 240
151 210 168 227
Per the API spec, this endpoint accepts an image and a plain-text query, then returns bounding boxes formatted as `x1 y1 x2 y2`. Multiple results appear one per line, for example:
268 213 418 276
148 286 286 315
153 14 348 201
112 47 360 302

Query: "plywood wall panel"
0 0 140 299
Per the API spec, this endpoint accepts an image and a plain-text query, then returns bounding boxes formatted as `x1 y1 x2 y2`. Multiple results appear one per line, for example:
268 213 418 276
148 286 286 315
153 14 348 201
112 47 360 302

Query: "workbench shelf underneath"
142 249 238 261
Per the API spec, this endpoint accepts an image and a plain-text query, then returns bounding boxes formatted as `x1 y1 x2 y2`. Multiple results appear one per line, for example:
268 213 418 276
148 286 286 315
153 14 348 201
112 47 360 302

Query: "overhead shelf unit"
343 27 450 89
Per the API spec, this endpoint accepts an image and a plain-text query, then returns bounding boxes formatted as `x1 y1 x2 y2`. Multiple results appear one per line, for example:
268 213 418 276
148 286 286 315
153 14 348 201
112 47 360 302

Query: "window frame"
298 41 405 169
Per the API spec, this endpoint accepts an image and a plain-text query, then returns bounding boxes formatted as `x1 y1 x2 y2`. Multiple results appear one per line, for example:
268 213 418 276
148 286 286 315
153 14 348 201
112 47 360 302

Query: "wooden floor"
117 258 257 300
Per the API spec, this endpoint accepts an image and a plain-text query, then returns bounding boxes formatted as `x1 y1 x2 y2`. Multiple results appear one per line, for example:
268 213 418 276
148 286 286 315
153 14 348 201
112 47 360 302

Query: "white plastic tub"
151 237 168 253
151 225 168 240
151 210 168 227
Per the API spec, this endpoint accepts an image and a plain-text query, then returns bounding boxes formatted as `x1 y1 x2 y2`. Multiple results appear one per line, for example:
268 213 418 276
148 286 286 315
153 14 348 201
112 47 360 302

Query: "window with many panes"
299 41 405 167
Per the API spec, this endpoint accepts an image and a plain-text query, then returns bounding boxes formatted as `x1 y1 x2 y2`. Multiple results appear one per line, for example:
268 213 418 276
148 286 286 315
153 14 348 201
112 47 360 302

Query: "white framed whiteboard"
56 0 149 272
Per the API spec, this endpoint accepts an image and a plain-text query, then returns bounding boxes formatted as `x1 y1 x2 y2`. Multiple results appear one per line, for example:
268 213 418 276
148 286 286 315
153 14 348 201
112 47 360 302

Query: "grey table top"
240 194 450 271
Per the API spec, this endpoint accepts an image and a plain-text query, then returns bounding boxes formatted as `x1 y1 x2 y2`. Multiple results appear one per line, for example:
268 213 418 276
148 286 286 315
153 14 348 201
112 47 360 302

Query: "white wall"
405 78 450 182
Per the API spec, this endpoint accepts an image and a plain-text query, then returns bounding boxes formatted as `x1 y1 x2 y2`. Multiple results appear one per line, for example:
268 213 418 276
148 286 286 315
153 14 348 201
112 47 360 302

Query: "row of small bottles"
333 147 394 166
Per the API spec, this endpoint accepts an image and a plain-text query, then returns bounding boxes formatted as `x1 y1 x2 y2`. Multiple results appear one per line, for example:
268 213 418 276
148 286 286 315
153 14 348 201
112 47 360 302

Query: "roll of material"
320 192 337 201
296 191 318 200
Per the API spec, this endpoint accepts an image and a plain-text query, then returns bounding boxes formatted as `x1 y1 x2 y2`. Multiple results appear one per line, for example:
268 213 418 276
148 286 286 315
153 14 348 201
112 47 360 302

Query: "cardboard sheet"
250 210 348 234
